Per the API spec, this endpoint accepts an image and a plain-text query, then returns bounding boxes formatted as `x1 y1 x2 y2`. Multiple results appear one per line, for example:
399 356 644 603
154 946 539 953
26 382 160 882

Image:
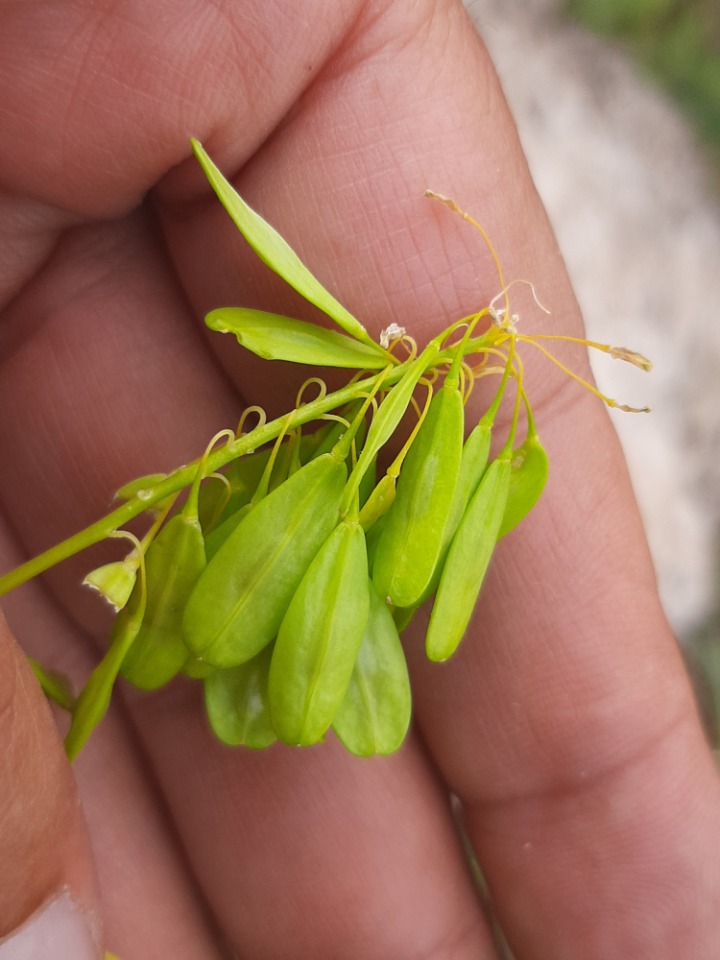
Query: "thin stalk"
0 329 496 597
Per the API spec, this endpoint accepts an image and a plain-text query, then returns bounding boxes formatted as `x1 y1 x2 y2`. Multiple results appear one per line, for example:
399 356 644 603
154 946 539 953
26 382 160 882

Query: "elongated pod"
333 584 411 756
426 454 511 662
120 513 206 689
182 453 346 668
269 519 370 746
204 643 276 748
372 381 464 608
498 432 549 539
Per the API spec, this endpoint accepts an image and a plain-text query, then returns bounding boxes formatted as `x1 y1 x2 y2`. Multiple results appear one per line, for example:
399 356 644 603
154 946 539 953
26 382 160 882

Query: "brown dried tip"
613 402 652 414
609 346 653 372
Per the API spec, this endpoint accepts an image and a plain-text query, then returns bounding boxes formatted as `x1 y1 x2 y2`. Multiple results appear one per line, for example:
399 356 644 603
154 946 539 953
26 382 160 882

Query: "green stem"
0 330 496 597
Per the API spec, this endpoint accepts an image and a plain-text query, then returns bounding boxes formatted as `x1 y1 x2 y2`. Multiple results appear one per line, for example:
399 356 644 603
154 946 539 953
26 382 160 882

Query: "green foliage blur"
566 0 720 148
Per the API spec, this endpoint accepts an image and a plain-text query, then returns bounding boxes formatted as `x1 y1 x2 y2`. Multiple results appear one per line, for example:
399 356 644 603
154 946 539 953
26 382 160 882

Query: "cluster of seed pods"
65 318 547 759
3 140 648 760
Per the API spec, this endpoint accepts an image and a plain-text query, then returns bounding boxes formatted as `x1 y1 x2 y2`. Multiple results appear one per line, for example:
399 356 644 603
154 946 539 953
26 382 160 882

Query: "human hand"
1 1 719 958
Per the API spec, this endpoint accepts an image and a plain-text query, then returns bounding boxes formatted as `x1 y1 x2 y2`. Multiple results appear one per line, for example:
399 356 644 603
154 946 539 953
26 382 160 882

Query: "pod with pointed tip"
269 520 370 746
426 454 511 662
204 643 276 748
65 583 145 761
29 658 75 712
182 452 347 668
412 416 493 608
358 472 396 531
497 432 549 539
342 345 437 512
120 513 206 690
372 381 464 608
332 584 411 756
453 419 492 527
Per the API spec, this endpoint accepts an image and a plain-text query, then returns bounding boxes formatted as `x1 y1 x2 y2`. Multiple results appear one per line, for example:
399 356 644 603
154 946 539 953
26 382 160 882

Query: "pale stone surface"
467 0 720 635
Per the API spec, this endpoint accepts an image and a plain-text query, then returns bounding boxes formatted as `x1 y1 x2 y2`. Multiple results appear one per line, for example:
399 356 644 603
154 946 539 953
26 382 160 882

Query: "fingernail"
0 892 101 959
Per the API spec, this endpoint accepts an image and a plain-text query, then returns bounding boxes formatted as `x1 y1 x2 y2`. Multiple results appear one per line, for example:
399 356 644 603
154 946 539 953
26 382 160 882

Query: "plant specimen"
0 140 651 760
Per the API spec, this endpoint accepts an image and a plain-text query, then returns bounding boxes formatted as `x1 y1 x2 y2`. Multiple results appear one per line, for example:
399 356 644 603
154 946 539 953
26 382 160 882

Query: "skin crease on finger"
1 2 720 960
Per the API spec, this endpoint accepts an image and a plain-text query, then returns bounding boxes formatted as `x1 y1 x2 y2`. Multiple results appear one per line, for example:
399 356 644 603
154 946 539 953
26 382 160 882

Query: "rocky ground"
467 0 720 638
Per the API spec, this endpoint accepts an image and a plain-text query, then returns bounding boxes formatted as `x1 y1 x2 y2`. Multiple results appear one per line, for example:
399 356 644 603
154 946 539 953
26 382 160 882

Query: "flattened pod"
269 520 370 746
65 584 145 761
452 419 492 528
372 382 464 608
426 455 511 662
204 644 276 748
413 417 493 608
358 472 396 531
203 502 252 561
120 514 206 690
497 433 549 539
182 453 346 668
333 584 411 756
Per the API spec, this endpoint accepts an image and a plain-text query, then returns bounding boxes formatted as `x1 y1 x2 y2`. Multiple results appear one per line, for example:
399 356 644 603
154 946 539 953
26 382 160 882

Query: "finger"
152 5 720 959
0 207 241 632
4 1 719 958
0 608 100 956
128 683 496 959
0 178 497 955
0 0 361 234
2 3 506 955
0 183 497 960
0 519 241 960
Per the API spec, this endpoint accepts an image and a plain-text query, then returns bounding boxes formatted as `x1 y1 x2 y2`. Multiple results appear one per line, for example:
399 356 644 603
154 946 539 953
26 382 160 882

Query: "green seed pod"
203 502 253 561
425 454 511 662
120 513 206 690
28 658 75 712
392 604 417 634
358 473 396 531
357 454 377 509
65 579 146 761
182 452 347 668
342 345 438 513
497 432 549 539
268 520 370 746
453 419 492 526
411 417 493 608
332 584 411 756
183 656 217 679
204 643 276 748
372 381 464 608
364 510 388 570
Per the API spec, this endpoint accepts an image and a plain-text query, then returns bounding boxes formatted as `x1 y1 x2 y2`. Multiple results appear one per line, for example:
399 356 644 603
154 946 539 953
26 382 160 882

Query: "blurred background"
466 0 720 743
